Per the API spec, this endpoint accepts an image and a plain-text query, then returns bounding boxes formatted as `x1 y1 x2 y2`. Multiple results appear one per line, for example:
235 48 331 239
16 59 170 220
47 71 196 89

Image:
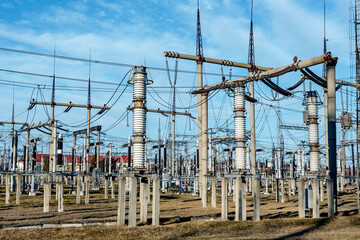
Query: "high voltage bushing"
304 91 322 173
232 83 247 170
128 66 153 169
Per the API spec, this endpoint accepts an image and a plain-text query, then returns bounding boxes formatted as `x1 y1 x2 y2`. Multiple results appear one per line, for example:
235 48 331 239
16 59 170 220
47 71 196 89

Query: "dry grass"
0 183 359 239
0 216 359 239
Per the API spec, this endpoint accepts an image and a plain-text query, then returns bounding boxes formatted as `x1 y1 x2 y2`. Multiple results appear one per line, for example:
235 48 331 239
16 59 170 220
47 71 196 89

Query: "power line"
0 47 245 78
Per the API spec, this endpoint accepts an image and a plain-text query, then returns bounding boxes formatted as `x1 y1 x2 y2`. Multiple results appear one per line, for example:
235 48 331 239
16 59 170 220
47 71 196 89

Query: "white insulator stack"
337 152 341 174
275 148 281 178
130 66 148 169
246 145 250 170
234 84 246 169
296 149 302 176
307 91 320 173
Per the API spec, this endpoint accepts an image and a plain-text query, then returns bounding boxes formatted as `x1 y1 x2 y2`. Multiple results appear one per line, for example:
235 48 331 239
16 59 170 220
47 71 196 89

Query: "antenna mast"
51 46 56 104
196 0 203 60
248 0 255 69
355 0 360 212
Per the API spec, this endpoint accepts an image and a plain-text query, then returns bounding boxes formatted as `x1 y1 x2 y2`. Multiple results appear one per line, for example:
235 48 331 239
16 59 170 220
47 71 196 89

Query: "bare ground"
0 183 359 239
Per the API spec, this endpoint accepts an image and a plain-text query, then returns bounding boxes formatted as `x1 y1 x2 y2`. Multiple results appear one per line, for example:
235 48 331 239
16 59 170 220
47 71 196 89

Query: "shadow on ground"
272 217 332 240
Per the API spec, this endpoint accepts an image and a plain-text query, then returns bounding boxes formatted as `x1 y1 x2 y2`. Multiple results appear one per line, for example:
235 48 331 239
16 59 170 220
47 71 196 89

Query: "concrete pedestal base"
117 177 126 225
312 179 320 218
128 177 137 227
253 177 260 221
221 178 228 220
298 179 305 218
152 178 160 226
211 176 216 208
5 174 10 204
43 183 50 213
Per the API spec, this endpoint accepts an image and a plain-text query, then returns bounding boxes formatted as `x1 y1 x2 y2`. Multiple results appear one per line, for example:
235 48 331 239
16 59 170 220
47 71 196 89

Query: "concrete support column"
221 177 228 220
340 176 344 192
40 176 44 188
58 182 64 212
312 179 320 218
152 178 160 226
111 179 115 199
327 178 334 216
43 183 50 213
197 62 203 198
241 178 247 220
265 179 269 194
81 175 85 195
76 176 81 204
201 92 208 208
320 180 324 202
117 177 126 225
5 174 10 204
326 60 337 213
211 176 216 208
146 180 151 204
85 175 90 204
16 174 21 205
161 173 167 194
230 179 235 203
202 175 208 208
249 178 252 193
253 177 260 221
298 179 305 218
29 175 36 196
55 175 59 201
275 179 280 202
140 179 148 224
194 176 198 195
281 179 285 203
291 179 296 196
128 177 137 227
104 177 108 199
235 178 241 221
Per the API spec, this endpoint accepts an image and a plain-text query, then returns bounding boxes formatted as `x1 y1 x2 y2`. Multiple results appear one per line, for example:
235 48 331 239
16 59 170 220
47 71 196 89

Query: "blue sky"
0 0 355 165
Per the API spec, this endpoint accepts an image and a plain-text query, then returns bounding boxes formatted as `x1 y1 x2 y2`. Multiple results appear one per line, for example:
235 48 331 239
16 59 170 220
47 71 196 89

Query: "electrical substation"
0 0 360 238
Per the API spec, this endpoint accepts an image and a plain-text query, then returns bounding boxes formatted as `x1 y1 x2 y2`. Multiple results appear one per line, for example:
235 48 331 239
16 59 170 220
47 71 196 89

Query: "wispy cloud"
96 0 123 13
0 0 352 151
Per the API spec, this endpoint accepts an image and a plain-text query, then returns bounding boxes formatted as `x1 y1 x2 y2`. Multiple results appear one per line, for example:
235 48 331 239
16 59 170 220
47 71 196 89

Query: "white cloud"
39 6 87 25
95 0 123 13
0 0 352 153
1 2 14 8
